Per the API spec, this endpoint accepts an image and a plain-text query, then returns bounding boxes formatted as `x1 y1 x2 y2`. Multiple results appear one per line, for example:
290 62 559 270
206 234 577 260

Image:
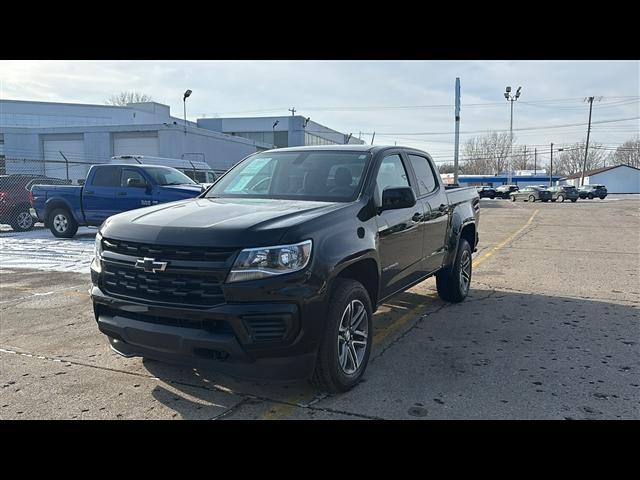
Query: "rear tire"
511 195 516 202
436 238 472 303
9 206 35 232
588 193 594 200
48 208 78 238
557 195 565 203
312 278 373 393
528 195 535 202
571 199 577 203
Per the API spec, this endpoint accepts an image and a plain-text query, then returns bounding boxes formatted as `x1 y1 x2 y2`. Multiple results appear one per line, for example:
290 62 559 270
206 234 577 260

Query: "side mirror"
380 186 416 212
77 179 85 186
127 178 146 188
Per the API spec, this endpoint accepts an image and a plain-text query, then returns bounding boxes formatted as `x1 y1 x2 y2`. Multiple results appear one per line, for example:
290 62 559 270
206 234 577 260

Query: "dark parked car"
0 174 70 231
578 184 607 200
91 145 480 392
548 185 579 203
476 186 496 199
510 186 552 202
495 185 519 199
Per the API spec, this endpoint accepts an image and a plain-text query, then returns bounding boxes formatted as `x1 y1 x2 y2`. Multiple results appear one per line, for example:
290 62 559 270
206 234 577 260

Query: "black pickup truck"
90 145 479 392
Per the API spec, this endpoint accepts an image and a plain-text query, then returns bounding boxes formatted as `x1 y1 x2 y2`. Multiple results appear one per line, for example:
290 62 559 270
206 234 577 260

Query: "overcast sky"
1 60 638 166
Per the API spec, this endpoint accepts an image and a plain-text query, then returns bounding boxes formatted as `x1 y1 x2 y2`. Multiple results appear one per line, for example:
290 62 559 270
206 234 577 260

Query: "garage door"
43 137 86 183
113 133 159 157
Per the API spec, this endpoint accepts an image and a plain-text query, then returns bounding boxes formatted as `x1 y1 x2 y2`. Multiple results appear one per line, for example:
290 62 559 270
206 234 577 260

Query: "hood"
159 184 204 196
101 197 347 247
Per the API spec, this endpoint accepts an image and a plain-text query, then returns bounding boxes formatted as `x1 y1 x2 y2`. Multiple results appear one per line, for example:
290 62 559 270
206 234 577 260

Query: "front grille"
102 262 226 307
102 238 236 263
243 315 288 342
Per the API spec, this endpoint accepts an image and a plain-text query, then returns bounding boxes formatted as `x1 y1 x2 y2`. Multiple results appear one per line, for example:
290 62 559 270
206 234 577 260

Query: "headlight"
95 232 103 260
226 240 312 283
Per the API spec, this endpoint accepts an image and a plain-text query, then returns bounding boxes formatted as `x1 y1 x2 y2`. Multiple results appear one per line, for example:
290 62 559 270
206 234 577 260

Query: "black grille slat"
243 317 287 342
101 238 236 263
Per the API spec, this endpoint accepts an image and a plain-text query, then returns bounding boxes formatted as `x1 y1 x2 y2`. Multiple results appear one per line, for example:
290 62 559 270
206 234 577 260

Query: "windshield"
206 150 371 202
144 166 196 186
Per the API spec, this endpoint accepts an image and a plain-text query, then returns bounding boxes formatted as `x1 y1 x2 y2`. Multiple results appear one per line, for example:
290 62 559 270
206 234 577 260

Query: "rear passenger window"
408 154 437 195
92 167 120 187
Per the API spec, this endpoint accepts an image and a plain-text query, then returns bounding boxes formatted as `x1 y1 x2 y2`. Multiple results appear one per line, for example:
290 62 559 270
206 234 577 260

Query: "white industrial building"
560 165 640 193
0 99 273 182
197 116 365 148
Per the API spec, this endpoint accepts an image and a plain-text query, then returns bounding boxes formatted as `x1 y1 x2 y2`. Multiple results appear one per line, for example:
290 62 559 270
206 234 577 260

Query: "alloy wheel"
337 299 369 375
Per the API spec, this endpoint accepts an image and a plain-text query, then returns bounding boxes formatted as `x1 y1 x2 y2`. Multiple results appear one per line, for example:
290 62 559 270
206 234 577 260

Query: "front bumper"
90 273 325 381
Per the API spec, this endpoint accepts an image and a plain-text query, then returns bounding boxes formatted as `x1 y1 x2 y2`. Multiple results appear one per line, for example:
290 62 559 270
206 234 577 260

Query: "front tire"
312 278 373 393
511 195 516 202
557 195 565 203
588 193 594 200
436 238 472 303
10 207 35 232
571 198 577 202
528 195 535 202
48 208 78 238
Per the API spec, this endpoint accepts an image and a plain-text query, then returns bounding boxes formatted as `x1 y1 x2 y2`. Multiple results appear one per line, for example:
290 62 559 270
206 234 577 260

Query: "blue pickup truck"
31 164 204 238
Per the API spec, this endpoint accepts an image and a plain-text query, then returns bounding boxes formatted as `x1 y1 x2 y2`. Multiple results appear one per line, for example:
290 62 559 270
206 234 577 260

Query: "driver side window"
375 154 410 204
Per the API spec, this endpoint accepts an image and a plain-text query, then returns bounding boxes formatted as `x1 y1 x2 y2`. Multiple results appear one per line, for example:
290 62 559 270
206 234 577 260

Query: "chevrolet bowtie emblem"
135 257 168 273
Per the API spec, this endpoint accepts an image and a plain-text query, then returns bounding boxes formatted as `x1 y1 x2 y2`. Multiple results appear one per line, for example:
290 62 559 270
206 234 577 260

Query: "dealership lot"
1 196 639 419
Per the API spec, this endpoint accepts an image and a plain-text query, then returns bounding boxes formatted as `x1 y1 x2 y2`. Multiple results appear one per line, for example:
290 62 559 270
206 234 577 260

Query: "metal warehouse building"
197 116 365 148
0 99 273 182
560 165 640 193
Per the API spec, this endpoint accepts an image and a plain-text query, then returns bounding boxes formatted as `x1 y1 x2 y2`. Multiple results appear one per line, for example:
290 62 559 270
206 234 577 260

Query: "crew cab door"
113 167 156 213
82 166 120 224
375 152 426 299
405 152 449 272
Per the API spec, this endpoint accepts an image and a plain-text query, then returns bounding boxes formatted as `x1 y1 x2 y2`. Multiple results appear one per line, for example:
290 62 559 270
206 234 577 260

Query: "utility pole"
580 96 597 187
504 86 522 185
288 107 296 116
549 142 554 187
454 77 461 185
371 132 376 145
534 148 537 175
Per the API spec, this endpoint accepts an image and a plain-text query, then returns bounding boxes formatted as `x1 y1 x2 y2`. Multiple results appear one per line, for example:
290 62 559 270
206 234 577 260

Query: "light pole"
183 89 192 134
504 85 522 184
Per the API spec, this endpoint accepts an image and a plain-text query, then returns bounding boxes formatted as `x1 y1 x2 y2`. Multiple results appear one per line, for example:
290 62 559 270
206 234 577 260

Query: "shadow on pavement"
140 288 639 419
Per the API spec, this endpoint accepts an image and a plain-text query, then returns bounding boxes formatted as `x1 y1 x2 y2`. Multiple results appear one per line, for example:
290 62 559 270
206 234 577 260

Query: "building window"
304 132 338 146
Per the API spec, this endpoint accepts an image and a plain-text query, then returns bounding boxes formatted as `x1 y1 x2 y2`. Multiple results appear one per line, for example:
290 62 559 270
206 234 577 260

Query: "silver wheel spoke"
351 305 365 330
347 344 358 370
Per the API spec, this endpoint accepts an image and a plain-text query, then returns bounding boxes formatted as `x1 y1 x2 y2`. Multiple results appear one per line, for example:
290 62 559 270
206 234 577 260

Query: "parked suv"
578 184 607 200
549 185 579 203
0 174 70 231
476 186 496 199
91 145 480 392
495 185 519 199
510 186 552 202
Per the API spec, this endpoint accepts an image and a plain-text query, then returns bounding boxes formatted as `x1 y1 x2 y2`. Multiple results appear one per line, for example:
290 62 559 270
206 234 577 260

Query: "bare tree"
437 163 457 174
512 145 535 171
610 136 640 168
462 131 513 174
553 140 608 176
105 91 153 106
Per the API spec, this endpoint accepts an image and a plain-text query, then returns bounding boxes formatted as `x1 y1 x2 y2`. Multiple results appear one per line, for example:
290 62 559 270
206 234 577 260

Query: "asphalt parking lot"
1 195 639 419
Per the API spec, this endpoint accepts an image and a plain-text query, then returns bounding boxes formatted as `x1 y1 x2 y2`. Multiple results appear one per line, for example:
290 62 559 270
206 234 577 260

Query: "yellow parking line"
260 209 540 419
472 209 539 269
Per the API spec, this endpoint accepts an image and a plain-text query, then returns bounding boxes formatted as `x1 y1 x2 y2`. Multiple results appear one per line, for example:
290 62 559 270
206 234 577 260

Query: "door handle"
84 190 94 195
116 192 127 197
412 212 422 222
